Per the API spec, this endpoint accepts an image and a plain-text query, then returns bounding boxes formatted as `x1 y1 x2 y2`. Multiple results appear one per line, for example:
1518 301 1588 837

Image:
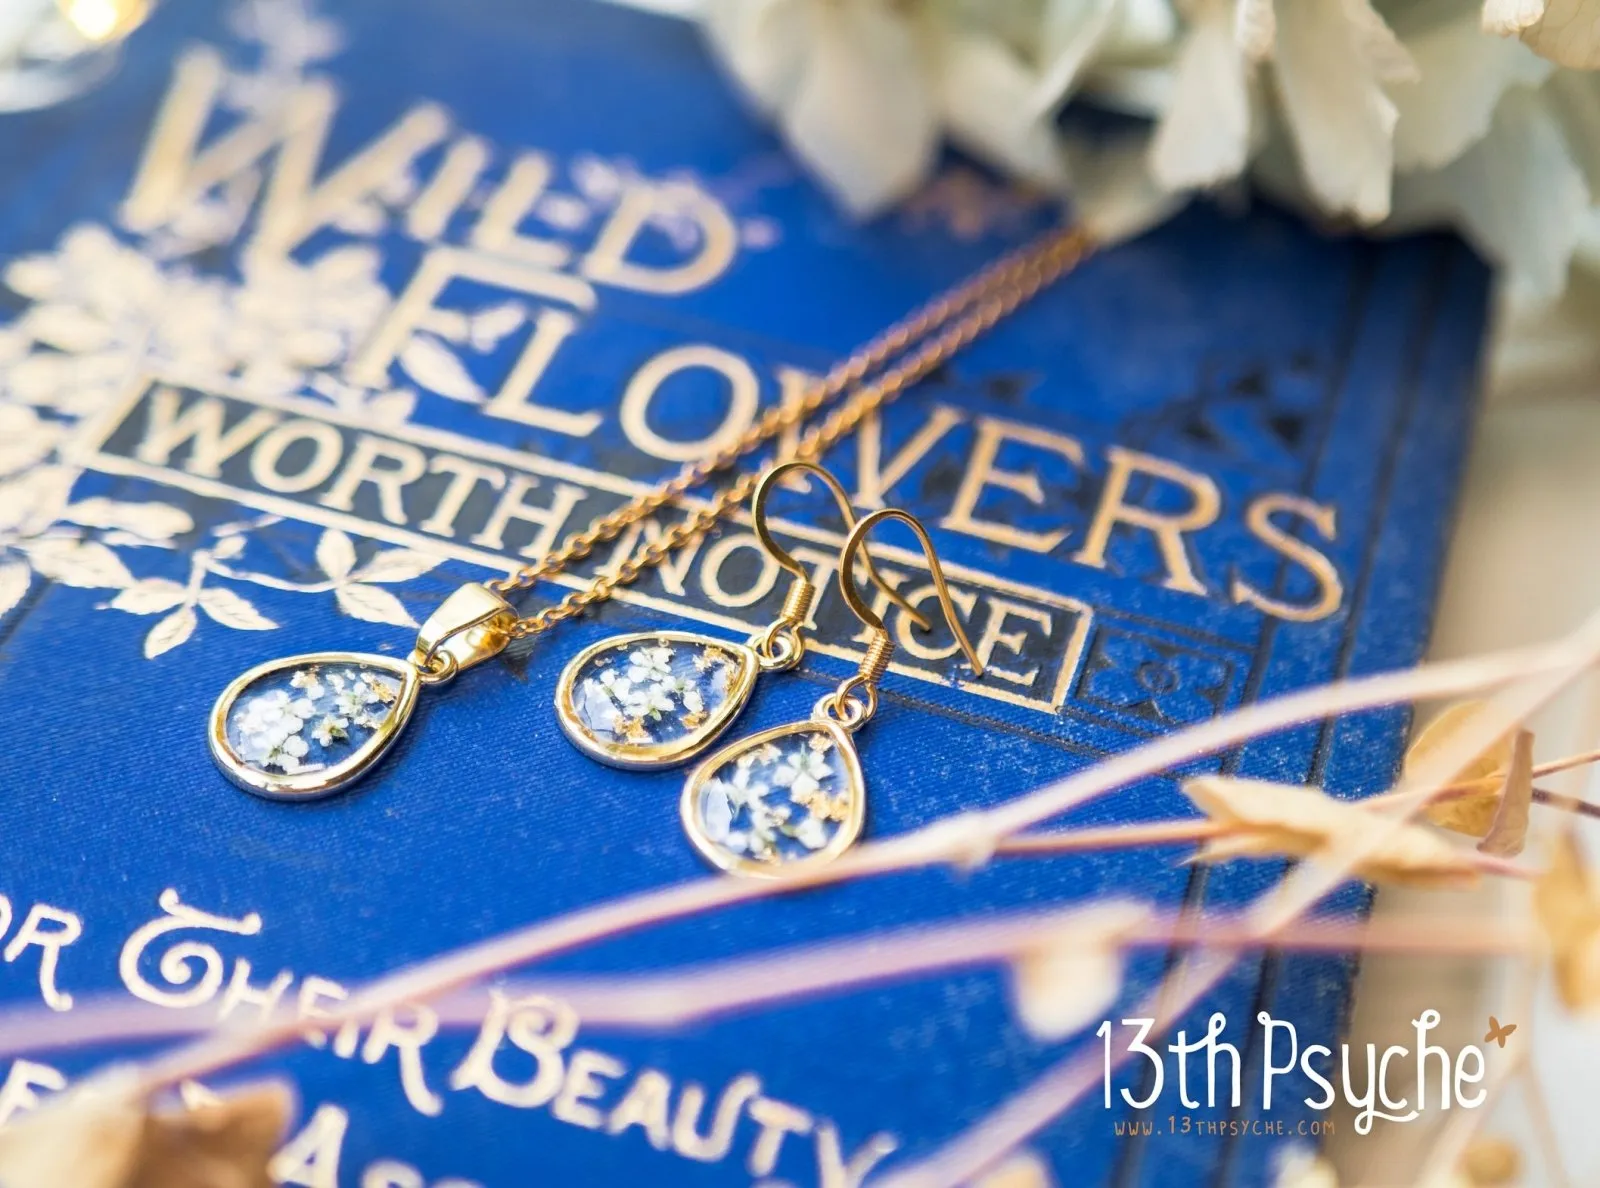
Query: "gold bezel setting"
208 652 421 801
680 716 866 879
554 631 760 770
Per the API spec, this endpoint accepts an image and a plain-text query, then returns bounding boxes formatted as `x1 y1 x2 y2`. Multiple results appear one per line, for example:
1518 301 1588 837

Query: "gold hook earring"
748 461 929 671
555 461 916 771
681 507 984 878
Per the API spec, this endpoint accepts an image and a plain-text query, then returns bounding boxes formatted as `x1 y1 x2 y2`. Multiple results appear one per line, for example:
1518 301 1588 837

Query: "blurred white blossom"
696 0 1600 297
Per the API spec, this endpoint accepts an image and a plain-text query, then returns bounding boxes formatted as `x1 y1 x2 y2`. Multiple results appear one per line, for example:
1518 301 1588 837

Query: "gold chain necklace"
206 224 1095 800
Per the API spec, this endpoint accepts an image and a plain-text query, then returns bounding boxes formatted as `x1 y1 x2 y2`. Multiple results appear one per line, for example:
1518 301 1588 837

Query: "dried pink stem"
998 820 1537 880
1532 787 1600 819
1528 745 1600 781
459 912 1531 1031
1413 745 1600 803
0 1000 214 1058
1367 743 1600 818
0 912 1534 1061
1463 852 1536 880
117 634 1580 1102
993 819 1224 855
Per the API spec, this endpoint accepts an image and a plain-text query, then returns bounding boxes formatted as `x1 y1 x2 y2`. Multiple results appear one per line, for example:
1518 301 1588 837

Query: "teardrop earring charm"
681 508 985 877
553 462 925 770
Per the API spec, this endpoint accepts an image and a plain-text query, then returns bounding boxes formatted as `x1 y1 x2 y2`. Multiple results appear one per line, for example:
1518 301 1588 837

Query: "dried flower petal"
1393 15 1554 170
1405 701 1516 837
0 1072 144 1188
1484 0 1550 35
1032 0 1122 113
1183 776 1482 887
0 1075 290 1188
1342 0 1421 83
1459 1135 1521 1186
1061 125 1187 243
128 1082 291 1188
1511 0 1600 67
702 0 940 216
808 1 943 215
1478 729 1533 857
701 0 808 115
1534 831 1600 1011
1386 88 1589 299
926 19 1070 191
1150 0 1256 189
1008 902 1148 1041
1272 0 1408 222
1235 0 1277 60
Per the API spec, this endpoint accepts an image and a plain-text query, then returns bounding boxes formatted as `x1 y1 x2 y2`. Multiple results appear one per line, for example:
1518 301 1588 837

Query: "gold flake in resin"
681 717 865 878
209 652 419 800
555 631 759 769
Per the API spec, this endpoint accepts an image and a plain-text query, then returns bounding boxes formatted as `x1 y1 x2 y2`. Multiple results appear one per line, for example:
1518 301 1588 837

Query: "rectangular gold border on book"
73 375 1094 717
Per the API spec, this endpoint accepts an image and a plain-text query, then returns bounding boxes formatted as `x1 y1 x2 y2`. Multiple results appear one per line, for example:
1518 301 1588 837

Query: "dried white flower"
694 0 1600 293
701 0 1066 215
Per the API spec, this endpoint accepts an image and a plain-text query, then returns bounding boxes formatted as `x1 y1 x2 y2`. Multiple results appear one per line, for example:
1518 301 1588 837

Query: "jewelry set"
206 225 1093 879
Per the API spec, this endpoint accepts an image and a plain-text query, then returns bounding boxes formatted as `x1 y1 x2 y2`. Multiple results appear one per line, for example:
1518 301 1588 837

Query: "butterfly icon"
1484 1016 1517 1048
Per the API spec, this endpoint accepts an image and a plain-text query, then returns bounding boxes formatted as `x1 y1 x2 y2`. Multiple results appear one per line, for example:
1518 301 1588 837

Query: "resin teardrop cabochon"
555 631 760 770
681 717 866 878
209 653 421 800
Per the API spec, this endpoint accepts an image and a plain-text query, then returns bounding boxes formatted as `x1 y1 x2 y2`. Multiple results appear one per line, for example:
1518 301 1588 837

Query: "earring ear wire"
820 507 985 729
748 462 929 671
837 507 984 671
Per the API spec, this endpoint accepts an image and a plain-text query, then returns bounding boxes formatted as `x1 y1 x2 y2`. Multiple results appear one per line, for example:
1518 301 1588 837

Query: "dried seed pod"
1183 776 1483 888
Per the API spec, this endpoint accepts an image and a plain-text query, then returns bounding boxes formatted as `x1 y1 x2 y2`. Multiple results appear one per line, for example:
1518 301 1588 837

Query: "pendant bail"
410 583 516 678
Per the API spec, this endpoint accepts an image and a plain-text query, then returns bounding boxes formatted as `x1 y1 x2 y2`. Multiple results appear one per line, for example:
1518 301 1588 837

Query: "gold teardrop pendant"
556 631 760 770
680 715 865 878
209 653 420 801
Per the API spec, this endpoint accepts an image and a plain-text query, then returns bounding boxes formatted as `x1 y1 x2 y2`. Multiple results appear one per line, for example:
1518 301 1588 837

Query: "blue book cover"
0 1 1487 1185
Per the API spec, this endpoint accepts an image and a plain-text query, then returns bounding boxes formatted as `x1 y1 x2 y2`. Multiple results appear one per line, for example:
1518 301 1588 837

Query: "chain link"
488 224 1094 639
